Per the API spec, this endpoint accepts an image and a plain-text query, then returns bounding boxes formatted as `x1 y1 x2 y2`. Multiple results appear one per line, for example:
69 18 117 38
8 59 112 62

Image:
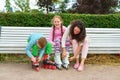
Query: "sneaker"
62 64 69 70
74 63 79 69
77 65 84 71
56 64 62 70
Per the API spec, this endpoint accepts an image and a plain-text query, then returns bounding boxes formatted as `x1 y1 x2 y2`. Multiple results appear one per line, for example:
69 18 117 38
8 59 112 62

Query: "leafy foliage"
14 0 30 12
77 0 118 14
5 0 12 12
0 12 120 28
37 0 52 14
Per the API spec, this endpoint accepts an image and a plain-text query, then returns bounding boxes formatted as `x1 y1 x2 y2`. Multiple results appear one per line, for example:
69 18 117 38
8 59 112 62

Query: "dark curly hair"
69 20 86 43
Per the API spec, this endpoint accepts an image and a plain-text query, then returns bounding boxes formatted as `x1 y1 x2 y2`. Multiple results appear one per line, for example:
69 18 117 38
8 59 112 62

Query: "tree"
118 0 120 9
5 0 12 12
14 0 30 12
37 0 52 14
77 0 118 14
37 0 58 14
60 1 66 13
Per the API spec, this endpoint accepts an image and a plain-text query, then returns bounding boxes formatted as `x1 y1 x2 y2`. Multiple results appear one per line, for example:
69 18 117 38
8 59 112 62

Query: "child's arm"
62 25 70 58
36 48 45 62
69 45 81 61
62 25 70 48
62 26 67 33
26 40 34 58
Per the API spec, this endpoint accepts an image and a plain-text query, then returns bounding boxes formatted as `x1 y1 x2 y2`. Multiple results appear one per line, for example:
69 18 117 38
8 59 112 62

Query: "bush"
0 12 120 28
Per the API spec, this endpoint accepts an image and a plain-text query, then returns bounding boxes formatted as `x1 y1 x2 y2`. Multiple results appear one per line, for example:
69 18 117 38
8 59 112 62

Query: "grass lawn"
0 54 120 66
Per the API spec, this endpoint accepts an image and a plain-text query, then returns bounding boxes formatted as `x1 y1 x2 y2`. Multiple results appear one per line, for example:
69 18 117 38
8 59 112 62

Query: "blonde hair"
51 15 63 25
51 15 64 41
38 37 47 48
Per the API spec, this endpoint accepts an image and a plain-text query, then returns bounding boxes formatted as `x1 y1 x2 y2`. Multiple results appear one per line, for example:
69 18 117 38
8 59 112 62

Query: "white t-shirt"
62 25 88 47
62 25 71 47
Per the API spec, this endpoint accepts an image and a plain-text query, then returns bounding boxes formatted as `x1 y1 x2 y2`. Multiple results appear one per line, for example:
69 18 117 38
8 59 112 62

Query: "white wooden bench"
0 26 120 54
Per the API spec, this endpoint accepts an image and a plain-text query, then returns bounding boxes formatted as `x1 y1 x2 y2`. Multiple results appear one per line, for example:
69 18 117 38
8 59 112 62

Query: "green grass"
0 54 30 63
0 54 120 65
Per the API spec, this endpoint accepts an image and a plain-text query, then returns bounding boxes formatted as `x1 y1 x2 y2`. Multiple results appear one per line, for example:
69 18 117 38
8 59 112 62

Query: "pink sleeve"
63 26 67 33
49 27 55 45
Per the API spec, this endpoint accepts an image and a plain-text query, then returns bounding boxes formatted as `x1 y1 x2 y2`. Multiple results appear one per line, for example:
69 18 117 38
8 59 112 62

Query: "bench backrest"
0 27 1 37
0 26 120 54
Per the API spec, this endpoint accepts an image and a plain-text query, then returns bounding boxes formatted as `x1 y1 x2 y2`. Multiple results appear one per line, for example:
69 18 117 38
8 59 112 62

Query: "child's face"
74 26 81 35
53 18 62 28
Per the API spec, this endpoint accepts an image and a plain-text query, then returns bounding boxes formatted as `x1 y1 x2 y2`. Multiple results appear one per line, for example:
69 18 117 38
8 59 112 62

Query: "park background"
0 0 120 65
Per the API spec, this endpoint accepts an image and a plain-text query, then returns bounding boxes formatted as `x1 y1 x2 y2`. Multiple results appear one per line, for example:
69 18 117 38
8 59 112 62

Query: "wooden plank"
0 50 119 54
1 33 120 36
1 30 120 34
0 47 120 51
0 26 1 37
2 27 120 33
0 39 120 44
0 43 120 48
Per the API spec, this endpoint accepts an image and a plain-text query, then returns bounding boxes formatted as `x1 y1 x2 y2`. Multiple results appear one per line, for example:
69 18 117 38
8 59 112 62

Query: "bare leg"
78 38 89 71
72 40 80 69
78 58 85 71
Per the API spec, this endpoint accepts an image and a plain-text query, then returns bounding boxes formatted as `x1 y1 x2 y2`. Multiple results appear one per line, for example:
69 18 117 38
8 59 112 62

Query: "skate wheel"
35 68 40 72
51 66 56 70
46 65 50 69
41 65 45 68
48 65 52 69
44 65 48 69
32 67 39 72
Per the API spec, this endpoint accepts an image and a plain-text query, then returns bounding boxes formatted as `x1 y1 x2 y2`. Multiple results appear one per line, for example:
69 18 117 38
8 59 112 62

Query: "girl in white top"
62 20 89 71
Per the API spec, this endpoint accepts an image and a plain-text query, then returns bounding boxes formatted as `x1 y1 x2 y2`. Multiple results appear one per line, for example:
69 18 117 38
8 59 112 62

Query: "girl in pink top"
49 15 70 70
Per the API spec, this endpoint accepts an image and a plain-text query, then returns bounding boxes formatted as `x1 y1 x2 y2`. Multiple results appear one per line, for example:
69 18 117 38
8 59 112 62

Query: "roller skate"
41 59 56 70
32 61 40 72
41 54 56 70
62 64 69 70
56 64 62 70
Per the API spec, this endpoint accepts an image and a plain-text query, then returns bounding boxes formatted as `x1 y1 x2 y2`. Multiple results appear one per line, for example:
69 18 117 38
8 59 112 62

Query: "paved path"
0 63 120 80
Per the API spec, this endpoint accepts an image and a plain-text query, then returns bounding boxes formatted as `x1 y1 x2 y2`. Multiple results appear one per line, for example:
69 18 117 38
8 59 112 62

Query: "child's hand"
37 57 41 62
62 48 67 58
62 52 66 59
31 57 36 62
69 56 75 61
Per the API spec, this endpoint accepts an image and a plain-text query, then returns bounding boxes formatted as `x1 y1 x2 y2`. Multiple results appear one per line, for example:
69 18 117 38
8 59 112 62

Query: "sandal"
74 63 79 69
